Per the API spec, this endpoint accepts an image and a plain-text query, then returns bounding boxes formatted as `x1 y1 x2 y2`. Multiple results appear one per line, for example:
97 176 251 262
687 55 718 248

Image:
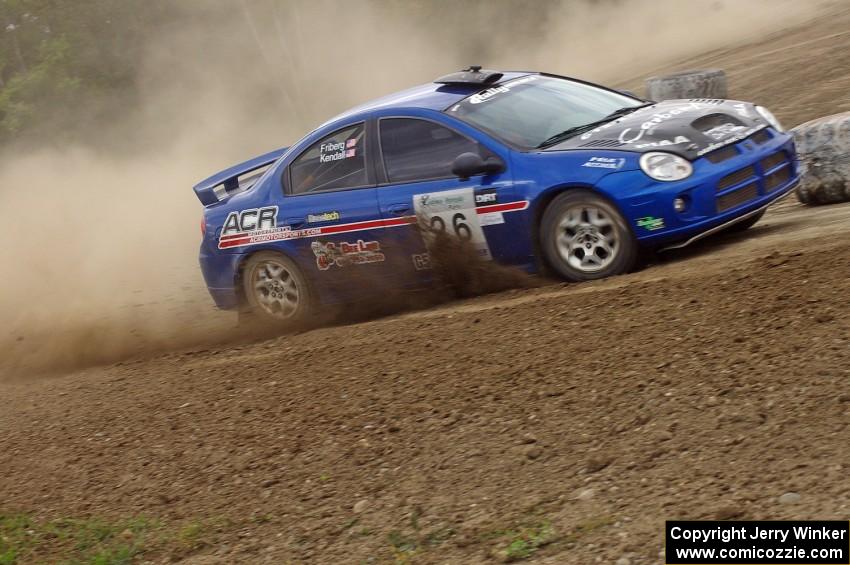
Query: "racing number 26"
429 213 471 240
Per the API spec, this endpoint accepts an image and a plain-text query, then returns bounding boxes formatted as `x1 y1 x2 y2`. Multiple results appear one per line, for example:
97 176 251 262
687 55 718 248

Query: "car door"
375 116 525 286
279 120 390 302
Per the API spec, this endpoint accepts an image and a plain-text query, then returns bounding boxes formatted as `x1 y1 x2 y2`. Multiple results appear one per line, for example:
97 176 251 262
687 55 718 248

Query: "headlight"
755 105 784 132
639 152 693 182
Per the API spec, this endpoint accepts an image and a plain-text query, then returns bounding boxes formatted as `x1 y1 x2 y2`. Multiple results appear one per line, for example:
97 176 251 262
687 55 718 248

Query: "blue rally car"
194 68 799 324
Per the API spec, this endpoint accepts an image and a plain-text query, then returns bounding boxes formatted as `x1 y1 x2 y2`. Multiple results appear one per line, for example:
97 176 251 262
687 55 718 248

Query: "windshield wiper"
536 103 654 149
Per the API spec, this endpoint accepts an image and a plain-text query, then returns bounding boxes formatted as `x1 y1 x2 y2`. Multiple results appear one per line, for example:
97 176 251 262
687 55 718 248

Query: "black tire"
645 69 727 101
540 190 637 282
240 251 313 327
791 111 850 205
723 210 765 233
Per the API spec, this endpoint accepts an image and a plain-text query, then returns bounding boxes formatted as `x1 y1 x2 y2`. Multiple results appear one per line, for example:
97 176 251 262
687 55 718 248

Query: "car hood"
546 99 771 160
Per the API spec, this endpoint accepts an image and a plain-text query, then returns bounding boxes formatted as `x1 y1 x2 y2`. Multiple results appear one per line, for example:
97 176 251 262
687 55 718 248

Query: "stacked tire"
645 69 728 101
790 111 850 205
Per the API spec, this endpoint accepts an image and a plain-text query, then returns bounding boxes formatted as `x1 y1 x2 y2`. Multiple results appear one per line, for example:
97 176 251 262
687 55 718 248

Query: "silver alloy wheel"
555 205 620 273
250 259 300 320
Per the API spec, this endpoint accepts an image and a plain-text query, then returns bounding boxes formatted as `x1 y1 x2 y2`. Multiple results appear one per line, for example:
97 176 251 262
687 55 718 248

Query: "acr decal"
222 206 278 236
307 211 341 223
311 239 385 270
581 156 626 169
319 137 357 163
636 216 665 231
697 124 767 156
218 200 529 250
411 253 431 271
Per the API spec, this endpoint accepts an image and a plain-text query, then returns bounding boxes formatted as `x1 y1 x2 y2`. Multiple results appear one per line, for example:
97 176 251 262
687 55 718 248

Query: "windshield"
446 75 642 149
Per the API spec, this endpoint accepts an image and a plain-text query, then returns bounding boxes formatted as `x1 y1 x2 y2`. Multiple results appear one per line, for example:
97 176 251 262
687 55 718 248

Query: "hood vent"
691 113 745 131
579 139 625 148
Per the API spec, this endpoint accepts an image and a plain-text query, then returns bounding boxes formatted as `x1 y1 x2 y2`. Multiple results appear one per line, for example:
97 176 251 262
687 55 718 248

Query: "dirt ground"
2 5 850 565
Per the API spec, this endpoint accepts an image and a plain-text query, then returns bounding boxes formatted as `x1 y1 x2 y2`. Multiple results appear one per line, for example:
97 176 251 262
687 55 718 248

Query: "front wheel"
540 190 637 282
240 251 313 327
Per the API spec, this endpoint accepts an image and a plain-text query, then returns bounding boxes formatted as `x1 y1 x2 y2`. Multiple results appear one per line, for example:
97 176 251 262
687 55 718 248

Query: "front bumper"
596 129 800 247
659 180 796 250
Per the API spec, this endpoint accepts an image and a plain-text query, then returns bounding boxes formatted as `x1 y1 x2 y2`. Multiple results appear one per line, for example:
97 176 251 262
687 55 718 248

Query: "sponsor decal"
634 135 691 149
311 239 385 270
418 193 465 211
415 188 492 259
636 216 665 231
703 122 747 141
732 102 751 118
463 75 537 105
614 102 705 145
475 189 498 205
479 212 505 226
412 253 431 271
217 200 530 250
320 137 358 163
696 124 767 156
307 211 341 223
222 206 278 236
581 156 626 169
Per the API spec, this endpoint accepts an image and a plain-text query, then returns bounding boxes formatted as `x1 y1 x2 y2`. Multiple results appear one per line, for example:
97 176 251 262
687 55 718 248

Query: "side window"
379 118 483 183
289 122 368 194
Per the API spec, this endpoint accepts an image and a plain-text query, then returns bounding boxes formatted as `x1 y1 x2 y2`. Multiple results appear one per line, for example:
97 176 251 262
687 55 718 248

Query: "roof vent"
435 66 503 86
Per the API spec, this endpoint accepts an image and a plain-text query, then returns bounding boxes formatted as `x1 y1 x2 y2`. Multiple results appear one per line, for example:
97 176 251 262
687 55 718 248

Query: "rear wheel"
240 252 312 327
540 190 637 282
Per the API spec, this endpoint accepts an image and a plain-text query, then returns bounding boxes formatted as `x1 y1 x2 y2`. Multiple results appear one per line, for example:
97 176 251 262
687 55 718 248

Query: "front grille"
765 167 791 192
751 129 772 144
717 166 756 191
717 183 758 212
705 145 738 164
760 151 788 171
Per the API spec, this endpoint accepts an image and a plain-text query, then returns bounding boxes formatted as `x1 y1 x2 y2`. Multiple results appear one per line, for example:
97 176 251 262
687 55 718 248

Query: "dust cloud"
0 0 827 376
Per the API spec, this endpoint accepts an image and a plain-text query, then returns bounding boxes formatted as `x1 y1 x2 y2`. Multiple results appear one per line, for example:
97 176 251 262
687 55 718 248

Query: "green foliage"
0 512 157 564
490 521 556 562
0 0 172 142
0 511 217 564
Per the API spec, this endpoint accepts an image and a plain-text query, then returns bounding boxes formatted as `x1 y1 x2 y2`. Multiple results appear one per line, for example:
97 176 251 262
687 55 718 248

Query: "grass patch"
387 529 417 553
383 507 457 563
1 512 153 564
490 522 556 562
0 512 226 564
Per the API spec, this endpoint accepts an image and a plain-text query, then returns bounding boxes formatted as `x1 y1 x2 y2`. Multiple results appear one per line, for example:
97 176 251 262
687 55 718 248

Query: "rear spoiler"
193 146 289 206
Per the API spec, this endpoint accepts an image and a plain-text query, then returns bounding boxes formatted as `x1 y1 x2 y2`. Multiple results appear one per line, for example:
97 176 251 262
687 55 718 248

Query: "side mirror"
451 152 505 180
